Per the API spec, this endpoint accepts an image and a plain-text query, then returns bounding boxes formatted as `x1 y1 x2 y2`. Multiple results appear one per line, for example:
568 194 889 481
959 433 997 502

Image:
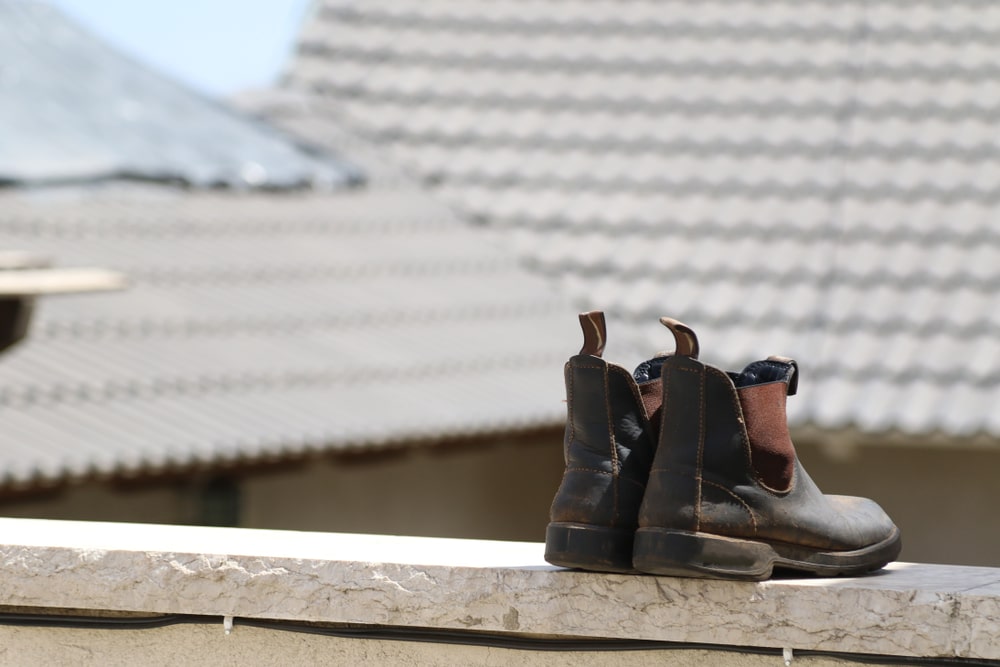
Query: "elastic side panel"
738 382 796 492
637 378 663 439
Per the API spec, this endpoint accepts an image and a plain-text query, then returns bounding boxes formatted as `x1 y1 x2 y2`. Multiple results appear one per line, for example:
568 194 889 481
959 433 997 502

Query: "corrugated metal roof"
0 185 576 489
0 1 359 189
281 0 1000 440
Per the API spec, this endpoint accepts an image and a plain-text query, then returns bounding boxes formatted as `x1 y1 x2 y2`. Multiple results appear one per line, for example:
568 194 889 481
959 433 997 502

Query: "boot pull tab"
767 355 799 396
659 317 699 359
578 311 607 357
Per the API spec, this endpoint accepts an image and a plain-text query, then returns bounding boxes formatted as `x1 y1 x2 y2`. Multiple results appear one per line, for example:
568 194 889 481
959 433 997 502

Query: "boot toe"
826 494 899 549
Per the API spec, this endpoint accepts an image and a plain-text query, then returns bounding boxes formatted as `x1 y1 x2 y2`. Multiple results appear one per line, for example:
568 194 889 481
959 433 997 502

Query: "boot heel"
545 522 636 573
633 528 777 581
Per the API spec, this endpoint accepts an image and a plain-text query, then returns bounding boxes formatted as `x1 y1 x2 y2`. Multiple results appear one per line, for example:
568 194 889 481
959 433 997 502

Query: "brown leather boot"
544 311 670 573
633 317 901 581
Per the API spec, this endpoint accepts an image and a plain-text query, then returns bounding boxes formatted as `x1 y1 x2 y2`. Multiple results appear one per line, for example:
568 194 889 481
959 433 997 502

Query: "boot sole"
545 522 637 573
633 527 902 581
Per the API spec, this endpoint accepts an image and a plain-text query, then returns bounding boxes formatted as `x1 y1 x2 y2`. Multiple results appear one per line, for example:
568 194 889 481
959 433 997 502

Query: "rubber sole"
544 522 637 573
632 527 902 581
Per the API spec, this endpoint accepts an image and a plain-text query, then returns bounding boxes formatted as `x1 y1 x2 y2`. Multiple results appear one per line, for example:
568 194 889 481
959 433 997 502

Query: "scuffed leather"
638 354 708 533
639 354 898 551
549 354 656 530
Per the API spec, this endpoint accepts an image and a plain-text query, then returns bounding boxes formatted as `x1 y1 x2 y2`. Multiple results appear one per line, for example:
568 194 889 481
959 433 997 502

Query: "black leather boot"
544 311 672 573
633 317 901 581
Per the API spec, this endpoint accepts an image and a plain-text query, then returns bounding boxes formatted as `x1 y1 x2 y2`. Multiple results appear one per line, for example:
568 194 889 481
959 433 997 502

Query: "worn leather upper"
549 354 656 528
640 353 898 551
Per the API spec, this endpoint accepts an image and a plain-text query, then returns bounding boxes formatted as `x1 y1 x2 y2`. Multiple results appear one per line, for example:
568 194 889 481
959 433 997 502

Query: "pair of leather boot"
544 311 901 580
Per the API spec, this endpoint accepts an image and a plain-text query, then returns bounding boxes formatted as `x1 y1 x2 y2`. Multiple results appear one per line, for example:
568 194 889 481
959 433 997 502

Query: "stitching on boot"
701 479 759 534
565 362 575 462
757 463 799 498
600 362 620 527
647 467 717 532
565 467 646 490
649 466 694 475
694 363 705 532
566 466 615 476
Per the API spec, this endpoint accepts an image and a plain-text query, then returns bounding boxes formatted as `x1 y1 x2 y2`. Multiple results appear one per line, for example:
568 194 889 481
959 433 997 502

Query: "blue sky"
47 0 315 97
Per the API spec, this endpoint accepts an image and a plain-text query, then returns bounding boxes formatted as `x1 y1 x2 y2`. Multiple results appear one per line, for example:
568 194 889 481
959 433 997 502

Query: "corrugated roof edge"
0 164 366 193
0 1 365 192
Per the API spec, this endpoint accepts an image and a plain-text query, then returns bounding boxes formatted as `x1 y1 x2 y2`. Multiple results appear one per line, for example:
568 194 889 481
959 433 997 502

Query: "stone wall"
0 517 996 665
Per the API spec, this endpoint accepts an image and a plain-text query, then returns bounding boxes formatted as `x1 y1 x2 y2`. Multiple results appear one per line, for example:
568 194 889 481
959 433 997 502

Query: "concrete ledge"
0 518 997 661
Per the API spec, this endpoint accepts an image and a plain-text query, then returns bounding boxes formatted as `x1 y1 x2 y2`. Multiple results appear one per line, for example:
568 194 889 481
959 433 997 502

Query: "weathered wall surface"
0 519 997 664
0 623 905 667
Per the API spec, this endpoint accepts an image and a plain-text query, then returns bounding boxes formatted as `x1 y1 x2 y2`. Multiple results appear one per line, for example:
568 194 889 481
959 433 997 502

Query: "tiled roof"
284 0 1000 440
0 184 573 489
0 1 357 189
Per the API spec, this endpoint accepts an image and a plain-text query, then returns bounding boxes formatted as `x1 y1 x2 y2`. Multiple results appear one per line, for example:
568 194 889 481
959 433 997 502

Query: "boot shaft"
552 314 901 579
561 354 656 478
550 312 657 528
639 318 798 534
